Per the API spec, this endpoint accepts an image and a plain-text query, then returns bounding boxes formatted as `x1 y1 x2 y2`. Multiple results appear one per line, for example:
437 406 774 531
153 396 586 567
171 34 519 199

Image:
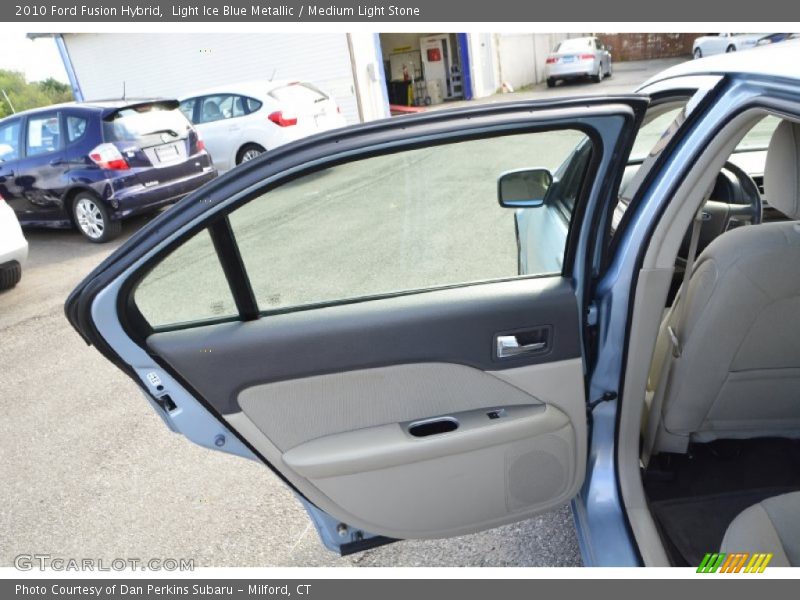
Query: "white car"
0 193 28 290
692 33 773 58
178 80 347 172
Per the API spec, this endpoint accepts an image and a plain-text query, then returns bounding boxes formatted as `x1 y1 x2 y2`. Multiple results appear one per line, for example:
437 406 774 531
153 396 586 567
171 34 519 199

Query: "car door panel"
66 96 646 549
145 276 586 539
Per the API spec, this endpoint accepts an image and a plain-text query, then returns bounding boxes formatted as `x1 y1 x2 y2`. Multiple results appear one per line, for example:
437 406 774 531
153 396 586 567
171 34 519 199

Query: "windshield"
554 38 593 53
735 115 781 151
103 103 192 142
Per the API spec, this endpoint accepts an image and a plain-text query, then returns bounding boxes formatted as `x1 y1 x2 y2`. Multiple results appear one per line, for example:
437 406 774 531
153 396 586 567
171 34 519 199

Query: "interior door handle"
496 335 546 358
49 158 64 167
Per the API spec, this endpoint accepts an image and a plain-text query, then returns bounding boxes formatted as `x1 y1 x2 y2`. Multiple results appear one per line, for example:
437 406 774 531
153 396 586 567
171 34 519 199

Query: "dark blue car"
0 99 216 242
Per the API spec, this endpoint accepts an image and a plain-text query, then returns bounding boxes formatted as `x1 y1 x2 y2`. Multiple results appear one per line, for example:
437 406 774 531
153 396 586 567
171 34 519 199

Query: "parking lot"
0 58 678 568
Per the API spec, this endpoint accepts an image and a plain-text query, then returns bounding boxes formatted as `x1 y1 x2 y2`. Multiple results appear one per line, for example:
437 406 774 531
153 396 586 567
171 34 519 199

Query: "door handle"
49 158 64 167
495 330 549 359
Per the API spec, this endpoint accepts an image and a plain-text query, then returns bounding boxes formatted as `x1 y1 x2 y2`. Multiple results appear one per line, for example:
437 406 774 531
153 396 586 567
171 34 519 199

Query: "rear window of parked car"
554 38 594 53
103 104 191 143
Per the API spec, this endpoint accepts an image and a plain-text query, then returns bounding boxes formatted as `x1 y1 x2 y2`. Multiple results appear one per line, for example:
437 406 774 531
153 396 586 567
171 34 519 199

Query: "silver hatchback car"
545 36 612 87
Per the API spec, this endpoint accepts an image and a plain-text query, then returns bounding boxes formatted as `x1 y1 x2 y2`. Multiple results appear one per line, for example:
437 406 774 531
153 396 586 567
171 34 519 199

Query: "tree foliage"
0 70 73 119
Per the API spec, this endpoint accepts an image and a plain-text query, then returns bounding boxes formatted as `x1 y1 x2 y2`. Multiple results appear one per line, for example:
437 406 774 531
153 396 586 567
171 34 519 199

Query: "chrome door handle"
496 335 546 358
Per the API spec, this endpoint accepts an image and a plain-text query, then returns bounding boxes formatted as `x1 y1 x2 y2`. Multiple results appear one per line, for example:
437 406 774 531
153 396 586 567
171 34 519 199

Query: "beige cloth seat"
650 120 800 453
721 491 800 566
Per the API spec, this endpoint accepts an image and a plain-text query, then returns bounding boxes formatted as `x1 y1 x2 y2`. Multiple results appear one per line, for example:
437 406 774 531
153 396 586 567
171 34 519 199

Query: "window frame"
125 121 606 334
24 110 64 158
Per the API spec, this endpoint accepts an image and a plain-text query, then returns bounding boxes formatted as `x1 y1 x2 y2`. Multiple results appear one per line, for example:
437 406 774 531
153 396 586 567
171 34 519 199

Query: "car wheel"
72 193 121 243
694 47 703 59
605 60 613 77
546 78 556 88
592 67 604 83
0 261 21 290
237 143 266 165
726 45 736 53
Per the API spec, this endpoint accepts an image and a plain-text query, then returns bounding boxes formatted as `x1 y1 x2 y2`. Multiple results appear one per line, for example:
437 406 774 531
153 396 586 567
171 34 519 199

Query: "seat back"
653 120 800 452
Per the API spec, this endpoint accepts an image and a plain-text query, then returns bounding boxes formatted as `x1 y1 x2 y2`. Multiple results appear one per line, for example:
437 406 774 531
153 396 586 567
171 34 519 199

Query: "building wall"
597 33 698 61
494 33 585 91
62 33 364 124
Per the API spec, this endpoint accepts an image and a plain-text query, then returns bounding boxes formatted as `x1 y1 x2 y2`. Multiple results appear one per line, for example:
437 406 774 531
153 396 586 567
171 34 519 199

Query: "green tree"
0 70 74 119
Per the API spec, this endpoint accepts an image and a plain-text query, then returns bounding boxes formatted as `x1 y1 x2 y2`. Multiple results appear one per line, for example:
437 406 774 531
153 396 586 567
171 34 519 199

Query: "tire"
72 192 121 243
546 78 556 88
694 47 703 59
605 60 613 77
726 45 736 53
592 67 604 83
0 261 21 290
236 143 266 165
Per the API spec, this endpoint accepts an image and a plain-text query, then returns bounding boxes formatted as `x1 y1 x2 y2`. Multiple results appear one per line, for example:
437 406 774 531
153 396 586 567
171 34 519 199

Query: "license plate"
155 143 180 162
562 56 576 63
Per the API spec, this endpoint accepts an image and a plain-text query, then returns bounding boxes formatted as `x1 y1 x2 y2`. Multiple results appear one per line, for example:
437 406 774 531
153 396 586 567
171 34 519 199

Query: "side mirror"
498 168 553 208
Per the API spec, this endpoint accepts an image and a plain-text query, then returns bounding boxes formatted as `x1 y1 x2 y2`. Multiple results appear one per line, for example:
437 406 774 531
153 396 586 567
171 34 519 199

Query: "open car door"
66 96 646 554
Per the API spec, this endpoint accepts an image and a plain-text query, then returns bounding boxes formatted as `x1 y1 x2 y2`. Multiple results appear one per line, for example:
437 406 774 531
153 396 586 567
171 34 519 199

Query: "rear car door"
15 110 68 224
194 94 237 171
0 117 24 210
66 97 646 552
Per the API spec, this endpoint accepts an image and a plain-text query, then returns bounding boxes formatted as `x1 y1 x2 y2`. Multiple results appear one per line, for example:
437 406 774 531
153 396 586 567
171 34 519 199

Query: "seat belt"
642 210 704 466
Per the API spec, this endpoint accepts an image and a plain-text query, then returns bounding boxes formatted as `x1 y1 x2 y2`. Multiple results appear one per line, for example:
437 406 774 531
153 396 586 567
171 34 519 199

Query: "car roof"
641 39 800 88
179 79 310 101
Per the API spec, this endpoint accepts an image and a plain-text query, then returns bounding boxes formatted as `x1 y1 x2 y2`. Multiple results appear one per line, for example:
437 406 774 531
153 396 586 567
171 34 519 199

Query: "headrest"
764 120 800 220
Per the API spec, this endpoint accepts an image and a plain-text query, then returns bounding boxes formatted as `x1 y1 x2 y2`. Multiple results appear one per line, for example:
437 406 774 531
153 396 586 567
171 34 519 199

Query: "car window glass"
0 119 21 161
735 115 781 151
629 105 686 161
245 97 263 113
27 113 62 156
217 95 246 119
66 115 88 143
179 99 196 123
134 229 237 328
103 103 191 143
227 129 590 315
198 95 232 123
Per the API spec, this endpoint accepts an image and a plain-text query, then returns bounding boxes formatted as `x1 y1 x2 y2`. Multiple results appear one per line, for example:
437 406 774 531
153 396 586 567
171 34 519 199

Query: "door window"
66 115 88 144
133 128 592 328
26 113 63 156
179 99 197 123
0 119 21 161
197 95 243 123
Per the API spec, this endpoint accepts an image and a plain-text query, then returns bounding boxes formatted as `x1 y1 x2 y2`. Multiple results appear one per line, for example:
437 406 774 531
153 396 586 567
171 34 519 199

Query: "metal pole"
1 89 16 114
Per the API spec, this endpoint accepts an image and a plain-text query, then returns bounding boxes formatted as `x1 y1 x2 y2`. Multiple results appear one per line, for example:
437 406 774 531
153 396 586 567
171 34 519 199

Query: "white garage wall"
62 33 361 124
496 33 586 90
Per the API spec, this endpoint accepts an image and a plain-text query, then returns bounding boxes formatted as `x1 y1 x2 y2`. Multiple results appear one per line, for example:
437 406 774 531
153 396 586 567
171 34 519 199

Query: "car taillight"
579 54 595 60
268 111 298 127
195 132 206 152
88 143 129 170
545 56 558 64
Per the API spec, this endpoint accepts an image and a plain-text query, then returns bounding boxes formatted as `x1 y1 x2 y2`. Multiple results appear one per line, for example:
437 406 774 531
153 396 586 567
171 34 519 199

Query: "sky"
0 32 70 83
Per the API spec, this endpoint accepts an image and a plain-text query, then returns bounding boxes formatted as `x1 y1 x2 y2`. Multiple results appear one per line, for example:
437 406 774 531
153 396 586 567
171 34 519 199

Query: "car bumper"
109 167 217 220
546 60 598 79
0 210 28 267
